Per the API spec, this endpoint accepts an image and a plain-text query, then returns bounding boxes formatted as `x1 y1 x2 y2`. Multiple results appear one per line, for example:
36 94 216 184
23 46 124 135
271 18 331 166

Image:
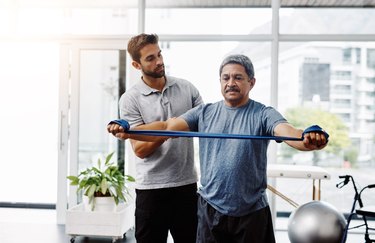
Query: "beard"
142 65 165 79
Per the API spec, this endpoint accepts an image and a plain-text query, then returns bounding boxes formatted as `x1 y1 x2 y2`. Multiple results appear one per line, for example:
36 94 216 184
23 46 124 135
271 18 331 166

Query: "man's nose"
227 78 236 85
156 55 163 65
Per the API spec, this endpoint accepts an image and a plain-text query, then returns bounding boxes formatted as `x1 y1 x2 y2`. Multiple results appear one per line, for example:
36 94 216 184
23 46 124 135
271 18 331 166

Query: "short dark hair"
219 54 255 79
127 33 159 63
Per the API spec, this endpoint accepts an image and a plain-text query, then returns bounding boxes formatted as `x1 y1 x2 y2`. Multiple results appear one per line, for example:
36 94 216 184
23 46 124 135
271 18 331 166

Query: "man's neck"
142 76 166 92
224 98 250 108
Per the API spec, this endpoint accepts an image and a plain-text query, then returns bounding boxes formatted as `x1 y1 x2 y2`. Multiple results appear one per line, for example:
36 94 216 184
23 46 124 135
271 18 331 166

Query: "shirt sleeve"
180 104 204 132
262 106 288 135
119 92 144 128
190 83 204 107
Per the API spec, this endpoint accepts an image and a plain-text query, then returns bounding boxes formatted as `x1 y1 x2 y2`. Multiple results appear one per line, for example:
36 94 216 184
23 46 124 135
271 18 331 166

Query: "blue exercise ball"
288 201 346 243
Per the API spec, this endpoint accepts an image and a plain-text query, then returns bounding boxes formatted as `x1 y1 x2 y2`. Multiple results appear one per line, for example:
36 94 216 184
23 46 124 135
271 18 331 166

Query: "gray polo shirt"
119 75 203 189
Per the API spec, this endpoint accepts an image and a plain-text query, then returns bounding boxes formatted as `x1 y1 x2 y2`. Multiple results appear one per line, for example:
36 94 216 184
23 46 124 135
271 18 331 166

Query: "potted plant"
67 151 135 211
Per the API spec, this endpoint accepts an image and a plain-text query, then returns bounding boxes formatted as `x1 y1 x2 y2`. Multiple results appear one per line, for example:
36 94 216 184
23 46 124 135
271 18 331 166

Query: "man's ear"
132 61 141 70
249 78 256 88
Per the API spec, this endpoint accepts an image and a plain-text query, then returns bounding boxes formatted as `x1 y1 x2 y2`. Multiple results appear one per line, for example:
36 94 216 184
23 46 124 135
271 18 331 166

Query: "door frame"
57 40 130 224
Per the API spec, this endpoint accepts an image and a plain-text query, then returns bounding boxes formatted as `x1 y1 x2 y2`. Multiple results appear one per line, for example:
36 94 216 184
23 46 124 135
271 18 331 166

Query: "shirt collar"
137 76 176 95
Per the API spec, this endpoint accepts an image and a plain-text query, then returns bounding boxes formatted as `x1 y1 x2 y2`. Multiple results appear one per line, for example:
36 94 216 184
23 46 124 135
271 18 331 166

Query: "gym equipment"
267 164 330 201
108 119 329 143
337 175 375 243
288 200 346 243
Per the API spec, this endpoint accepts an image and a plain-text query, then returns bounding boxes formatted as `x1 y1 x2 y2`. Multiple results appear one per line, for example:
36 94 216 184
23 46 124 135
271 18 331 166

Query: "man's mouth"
155 65 165 72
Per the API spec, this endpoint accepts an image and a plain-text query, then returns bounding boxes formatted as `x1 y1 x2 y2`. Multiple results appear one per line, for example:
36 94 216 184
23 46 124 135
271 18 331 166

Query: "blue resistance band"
108 119 329 143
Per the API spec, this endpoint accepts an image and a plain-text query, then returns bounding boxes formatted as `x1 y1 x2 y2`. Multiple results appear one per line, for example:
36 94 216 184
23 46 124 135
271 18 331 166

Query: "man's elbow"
133 148 149 159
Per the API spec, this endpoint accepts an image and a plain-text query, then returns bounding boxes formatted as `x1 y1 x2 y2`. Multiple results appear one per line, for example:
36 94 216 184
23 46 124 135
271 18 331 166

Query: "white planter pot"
83 196 116 212
66 202 135 242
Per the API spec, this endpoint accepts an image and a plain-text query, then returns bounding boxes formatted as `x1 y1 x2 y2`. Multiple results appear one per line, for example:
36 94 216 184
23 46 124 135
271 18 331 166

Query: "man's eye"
235 76 243 80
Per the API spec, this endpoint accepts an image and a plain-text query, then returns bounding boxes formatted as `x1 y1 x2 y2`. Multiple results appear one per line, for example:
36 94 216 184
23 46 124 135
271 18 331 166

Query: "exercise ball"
288 201 346 243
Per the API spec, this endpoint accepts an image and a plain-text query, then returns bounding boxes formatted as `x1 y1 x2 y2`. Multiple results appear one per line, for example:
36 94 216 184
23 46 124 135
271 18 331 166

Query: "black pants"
197 195 276 243
135 183 198 243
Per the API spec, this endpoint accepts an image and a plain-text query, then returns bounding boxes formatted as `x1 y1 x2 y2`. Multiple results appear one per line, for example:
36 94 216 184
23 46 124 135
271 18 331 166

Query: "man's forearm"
108 117 190 141
115 120 169 141
131 139 167 159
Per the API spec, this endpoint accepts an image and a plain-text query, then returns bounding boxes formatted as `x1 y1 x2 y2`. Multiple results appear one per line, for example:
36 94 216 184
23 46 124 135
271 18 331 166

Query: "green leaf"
105 151 115 165
100 178 108 195
125 175 135 182
67 176 79 185
97 157 101 169
108 186 117 197
87 184 97 198
67 175 78 180
92 167 101 174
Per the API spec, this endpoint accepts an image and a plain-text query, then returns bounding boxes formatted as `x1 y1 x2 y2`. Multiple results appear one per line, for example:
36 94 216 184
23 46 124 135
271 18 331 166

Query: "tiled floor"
0 208 373 243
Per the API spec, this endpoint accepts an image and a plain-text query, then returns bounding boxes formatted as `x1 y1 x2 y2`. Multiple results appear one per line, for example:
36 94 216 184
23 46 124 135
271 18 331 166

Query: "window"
0 43 59 204
145 8 271 35
280 8 375 34
276 41 375 214
332 71 352 80
9 7 138 36
367 49 375 69
343 48 352 64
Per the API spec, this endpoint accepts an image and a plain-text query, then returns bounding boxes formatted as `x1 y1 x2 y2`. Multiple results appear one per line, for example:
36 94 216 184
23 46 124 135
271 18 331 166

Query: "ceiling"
2 0 375 8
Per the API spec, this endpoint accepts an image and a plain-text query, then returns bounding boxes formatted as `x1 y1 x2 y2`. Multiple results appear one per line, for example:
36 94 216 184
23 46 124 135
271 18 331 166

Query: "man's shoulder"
167 75 195 87
196 101 221 114
121 81 145 97
247 99 268 111
118 84 144 106
167 75 187 82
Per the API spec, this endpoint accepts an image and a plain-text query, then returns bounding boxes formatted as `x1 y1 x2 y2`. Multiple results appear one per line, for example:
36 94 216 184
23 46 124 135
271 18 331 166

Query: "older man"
108 54 328 243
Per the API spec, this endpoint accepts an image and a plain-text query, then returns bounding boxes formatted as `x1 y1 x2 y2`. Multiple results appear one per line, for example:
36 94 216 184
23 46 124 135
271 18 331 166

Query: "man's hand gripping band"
108 119 329 143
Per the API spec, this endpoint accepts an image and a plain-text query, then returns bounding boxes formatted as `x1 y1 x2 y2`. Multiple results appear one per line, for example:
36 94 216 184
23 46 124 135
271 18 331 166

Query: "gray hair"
219 54 254 79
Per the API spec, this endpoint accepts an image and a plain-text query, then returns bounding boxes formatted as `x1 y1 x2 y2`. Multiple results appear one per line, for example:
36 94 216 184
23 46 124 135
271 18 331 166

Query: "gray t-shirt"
181 99 287 216
119 75 203 189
